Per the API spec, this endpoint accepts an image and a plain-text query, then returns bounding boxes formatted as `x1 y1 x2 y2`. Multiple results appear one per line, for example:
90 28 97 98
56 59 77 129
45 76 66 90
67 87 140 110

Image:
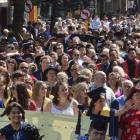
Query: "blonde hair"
113 66 125 77
57 72 68 83
80 68 92 77
32 81 47 101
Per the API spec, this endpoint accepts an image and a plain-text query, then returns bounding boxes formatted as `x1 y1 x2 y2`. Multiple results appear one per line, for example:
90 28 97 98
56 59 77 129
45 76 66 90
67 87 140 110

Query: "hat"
11 55 26 64
89 114 109 131
87 87 106 101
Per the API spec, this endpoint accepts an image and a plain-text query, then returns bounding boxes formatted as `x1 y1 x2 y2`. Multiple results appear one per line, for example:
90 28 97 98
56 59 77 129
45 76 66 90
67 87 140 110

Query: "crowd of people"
0 12 140 140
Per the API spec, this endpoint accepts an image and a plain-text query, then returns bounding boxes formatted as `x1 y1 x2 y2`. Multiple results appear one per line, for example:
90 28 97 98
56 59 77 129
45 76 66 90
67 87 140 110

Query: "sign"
81 9 90 20
0 0 8 7
25 0 33 13
0 109 91 140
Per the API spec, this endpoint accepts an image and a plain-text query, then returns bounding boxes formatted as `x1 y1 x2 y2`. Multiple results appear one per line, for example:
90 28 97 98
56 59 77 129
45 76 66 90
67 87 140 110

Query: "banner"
0 109 91 140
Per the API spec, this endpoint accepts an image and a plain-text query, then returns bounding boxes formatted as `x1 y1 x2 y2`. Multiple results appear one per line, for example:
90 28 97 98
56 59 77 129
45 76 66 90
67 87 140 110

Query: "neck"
11 122 21 131
92 108 100 115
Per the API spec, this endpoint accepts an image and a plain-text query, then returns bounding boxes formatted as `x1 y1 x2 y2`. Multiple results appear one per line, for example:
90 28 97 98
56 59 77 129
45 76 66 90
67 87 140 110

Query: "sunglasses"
20 66 28 69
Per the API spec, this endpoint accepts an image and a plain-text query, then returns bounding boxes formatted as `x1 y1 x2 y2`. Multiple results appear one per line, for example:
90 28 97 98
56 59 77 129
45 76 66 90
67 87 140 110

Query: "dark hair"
128 48 136 53
6 58 17 71
52 82 71 105
126 86 140 101
11 82 30 110
0 102 25 120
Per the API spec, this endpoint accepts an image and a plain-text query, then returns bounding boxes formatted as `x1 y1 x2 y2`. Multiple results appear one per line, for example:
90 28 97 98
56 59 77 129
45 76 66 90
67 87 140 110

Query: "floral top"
120 109 140 140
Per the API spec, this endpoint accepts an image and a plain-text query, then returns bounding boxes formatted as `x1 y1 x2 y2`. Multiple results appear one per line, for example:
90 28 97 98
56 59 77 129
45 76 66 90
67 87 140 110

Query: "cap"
87 87 106 101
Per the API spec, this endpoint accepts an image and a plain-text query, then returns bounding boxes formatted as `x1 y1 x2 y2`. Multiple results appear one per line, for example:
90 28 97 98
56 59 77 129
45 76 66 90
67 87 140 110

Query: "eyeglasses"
8 61 15 64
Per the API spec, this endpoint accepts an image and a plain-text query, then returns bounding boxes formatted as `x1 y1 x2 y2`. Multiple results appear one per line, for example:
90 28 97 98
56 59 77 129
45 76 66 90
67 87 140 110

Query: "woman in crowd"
108 72 122 97
57 72 68 83
44 82 78 115
32 81 51 111
119 87 140 140
6 59 17 76
10 82 37 111
72 82 89 108
0 102 42 140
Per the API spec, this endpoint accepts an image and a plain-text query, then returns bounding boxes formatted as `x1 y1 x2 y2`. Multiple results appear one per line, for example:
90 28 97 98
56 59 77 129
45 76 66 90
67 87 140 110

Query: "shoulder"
44 100 52 112
0 124 12 135
28 99 37 111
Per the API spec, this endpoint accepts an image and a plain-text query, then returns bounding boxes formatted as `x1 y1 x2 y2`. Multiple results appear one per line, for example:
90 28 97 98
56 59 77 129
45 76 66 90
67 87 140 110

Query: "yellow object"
85 19 89 32
29 6 38 21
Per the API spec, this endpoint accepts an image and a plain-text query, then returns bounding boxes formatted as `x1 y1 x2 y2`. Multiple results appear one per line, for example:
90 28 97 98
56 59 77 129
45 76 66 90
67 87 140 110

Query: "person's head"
127 48 137 60
72 82 88 105
78 45 86 57
0 60 7 69
80 69 93 83
126 86 140 104
1 102 25 122
32 81 47 102
72 49 80 61
112 65 126 79
60 53 69 66
108 72 121 90
87 87 106 115
44 66 58 83
40 55 51 71
11 82 30 110
50 51 58 63
6 58 17 72
70 63 81 78
19 62 29 74
52 82 71 105
57 72 68 83
88 117 107 140
109 48 119 61
94 71 106 87
55 43 64 56
12 70 25 83
122 80 133 97
100 52 109 64
28 63 37 74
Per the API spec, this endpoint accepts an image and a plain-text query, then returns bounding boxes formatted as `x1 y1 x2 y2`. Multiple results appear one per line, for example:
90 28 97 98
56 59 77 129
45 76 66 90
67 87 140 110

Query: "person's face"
108 74 117 87
89 128 106 140
94 97 106 112
78 86 88 99
109 51 118 61
56 45 63 55
128 50 136 60
79 47 86 57
7 60 15 70
73 51 80 60
46 70 57 82
122 83 133 97
61 55 69 65
19 63 29 74
58 84 69 100
132 92 140 104
39 84 47 98
95 74 106 85
100 55 109 64
8 107 22 124
51 54 58 63
41 58 50 70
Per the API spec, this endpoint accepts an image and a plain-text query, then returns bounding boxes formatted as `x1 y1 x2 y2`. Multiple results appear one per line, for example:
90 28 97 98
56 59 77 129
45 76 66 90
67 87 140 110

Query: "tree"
12 0 25 41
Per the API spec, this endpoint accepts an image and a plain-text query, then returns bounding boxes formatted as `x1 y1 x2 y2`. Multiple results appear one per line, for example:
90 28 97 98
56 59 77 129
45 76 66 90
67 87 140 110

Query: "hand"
0 133 6 140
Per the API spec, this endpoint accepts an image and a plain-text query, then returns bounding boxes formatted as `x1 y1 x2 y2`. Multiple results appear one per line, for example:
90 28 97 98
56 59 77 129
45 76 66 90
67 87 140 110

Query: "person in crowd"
119 87 140 140
57 72 68 83
111 80 133 110
89 71 116 107
32 81 51 112
122 48 140 79
33 55 51 80
44 82 78 115
6 59 17 76
108 72 122 98
72 82 89 108
9 82 36 111
0 102 42 140
43 65 58 87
